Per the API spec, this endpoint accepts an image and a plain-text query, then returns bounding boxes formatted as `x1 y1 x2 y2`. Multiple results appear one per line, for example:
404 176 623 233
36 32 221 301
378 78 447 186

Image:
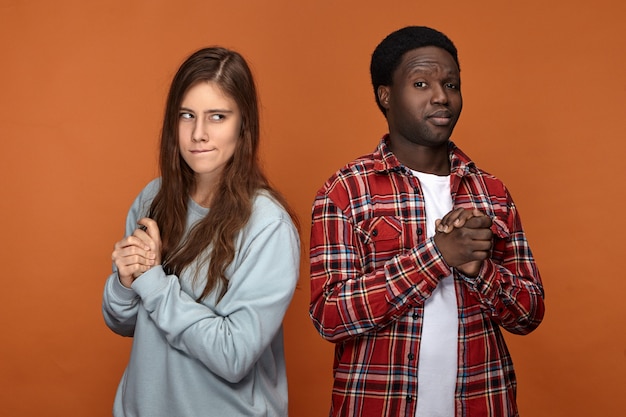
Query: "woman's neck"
191 176 218 208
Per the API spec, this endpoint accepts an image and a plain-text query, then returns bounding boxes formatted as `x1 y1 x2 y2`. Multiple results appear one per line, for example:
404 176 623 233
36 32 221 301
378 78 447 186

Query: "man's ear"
377 85 390 111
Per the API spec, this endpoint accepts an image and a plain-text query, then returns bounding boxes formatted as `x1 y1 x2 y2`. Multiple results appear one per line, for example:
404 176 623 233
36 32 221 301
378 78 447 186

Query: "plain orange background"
1 1 625 416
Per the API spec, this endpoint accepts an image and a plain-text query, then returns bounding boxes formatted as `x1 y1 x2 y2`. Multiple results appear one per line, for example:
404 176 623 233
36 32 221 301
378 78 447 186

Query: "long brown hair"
148 47 297 302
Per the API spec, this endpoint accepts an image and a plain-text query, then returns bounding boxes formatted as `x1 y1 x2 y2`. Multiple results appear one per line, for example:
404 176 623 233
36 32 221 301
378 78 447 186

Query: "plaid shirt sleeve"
309 174 451 342
456 185 545 335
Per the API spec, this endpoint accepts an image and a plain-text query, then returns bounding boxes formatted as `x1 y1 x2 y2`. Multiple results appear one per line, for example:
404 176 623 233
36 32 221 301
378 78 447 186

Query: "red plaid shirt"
310 136 545 417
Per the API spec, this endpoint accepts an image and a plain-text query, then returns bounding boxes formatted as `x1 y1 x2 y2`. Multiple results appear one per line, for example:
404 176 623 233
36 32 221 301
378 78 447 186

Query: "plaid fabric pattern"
310 136 545 417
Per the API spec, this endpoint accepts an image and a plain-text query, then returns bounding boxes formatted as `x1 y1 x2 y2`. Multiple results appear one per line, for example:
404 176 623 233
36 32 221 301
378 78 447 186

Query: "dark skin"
377 46 492 277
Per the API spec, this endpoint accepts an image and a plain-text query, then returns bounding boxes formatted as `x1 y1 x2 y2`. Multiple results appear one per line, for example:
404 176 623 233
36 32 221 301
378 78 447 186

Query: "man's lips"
428 110 454 126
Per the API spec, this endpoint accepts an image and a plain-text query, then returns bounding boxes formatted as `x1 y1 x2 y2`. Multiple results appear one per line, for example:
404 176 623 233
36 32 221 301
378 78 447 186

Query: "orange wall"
1 1 624 416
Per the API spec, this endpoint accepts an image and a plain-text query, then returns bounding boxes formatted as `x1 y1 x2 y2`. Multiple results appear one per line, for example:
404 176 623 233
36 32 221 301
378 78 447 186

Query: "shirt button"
417 228 423 235
412 312 419 319
408 353 415 360
407 396 413 403
372 229 378 237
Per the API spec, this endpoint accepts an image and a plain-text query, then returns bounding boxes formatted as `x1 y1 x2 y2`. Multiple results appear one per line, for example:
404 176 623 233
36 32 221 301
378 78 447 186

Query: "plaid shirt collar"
372 134 478 177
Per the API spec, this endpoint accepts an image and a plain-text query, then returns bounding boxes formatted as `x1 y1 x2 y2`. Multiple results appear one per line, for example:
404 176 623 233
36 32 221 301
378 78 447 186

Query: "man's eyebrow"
405 65 459 78
406 66 433 74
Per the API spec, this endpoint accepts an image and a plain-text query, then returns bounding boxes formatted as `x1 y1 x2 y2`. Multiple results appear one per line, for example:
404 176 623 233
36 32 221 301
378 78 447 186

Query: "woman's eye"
209 114 225 121
179 112 194 120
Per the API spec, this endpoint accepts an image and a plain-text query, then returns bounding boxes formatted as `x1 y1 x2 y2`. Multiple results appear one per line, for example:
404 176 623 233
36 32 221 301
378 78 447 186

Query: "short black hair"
370 26 460 116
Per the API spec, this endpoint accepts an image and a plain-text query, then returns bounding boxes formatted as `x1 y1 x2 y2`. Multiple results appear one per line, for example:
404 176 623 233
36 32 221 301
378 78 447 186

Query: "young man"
309 26 545 417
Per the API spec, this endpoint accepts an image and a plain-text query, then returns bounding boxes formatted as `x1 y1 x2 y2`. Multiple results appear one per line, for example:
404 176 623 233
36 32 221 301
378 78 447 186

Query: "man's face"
379 46 462 149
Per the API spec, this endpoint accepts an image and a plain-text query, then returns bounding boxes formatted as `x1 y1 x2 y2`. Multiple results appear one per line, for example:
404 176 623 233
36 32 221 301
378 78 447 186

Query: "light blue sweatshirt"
102 179 300 417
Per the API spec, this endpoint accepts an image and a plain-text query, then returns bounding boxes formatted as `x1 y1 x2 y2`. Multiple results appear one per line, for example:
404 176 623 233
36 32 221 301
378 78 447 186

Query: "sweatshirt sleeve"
102 272 140 337
102 179 160 337
130 202 300 384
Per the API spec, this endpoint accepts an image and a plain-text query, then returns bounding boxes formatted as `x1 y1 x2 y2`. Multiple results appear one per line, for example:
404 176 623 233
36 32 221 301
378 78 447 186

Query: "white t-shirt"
411 170 458 417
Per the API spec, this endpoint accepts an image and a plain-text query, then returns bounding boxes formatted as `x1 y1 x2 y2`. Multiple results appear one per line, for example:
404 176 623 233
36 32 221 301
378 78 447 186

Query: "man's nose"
431 84 449 105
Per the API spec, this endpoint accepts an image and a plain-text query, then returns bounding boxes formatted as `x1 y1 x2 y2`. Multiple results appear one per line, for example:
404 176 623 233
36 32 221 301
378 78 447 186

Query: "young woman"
102 47 300 417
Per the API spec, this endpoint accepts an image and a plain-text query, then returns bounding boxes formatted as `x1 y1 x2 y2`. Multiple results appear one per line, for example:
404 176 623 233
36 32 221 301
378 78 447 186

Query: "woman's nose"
192 120 208 142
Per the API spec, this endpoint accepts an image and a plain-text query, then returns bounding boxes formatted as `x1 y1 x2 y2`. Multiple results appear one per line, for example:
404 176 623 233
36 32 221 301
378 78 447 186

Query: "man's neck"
388 138 450 175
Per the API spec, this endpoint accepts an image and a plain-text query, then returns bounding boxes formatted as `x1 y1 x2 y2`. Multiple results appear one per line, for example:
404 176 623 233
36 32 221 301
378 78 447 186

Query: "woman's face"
178 81 242 185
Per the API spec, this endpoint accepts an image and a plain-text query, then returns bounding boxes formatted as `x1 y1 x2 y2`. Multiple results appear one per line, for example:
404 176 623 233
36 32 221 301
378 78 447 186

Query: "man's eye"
446 83 459 89
414 81 426 88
